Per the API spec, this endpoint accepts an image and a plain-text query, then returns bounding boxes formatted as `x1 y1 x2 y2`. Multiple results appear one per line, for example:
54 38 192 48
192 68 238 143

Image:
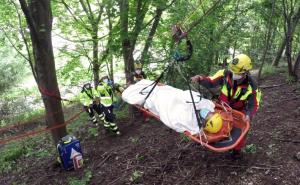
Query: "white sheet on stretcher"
122 79 215 135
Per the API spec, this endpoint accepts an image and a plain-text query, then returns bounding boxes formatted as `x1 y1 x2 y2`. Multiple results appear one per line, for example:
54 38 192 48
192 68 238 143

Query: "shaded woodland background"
0 0 299 184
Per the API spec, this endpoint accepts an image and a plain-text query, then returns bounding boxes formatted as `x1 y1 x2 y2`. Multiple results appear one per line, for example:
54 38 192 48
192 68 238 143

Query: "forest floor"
0 72 300 185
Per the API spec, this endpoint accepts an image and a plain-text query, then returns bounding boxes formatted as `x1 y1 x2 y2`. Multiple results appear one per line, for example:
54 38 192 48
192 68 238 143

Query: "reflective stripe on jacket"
199 69 261 118
98 82 113 107
79 88 99 106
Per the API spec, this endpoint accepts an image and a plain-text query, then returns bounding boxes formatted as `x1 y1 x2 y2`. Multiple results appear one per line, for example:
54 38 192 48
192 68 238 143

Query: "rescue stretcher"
134 102 250 152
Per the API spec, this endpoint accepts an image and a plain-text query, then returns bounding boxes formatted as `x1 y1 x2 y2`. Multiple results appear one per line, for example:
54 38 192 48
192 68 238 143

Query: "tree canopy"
0 0 299 144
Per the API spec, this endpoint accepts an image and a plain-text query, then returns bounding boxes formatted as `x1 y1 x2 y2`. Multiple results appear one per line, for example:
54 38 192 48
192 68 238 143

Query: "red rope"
0 85 79 133
38 86 74 102
0 108 72 133
0 110 84 145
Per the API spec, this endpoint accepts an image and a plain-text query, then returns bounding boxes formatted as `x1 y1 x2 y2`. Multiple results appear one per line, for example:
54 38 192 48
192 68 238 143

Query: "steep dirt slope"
1 73 299 185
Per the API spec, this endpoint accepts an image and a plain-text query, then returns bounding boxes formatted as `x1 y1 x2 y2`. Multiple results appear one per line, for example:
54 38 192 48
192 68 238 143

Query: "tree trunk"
19 0 66 144
272 7 300 66
282 0 297 80
258 0 275 83
272 38 286 66
293 51 300 80
120 0 135 83
92 30 100 87
140 8 163 66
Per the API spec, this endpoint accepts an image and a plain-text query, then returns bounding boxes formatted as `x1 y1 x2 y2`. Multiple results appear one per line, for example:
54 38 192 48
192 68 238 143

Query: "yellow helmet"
199 109 223 133
135 63 142 69
229 54 252 74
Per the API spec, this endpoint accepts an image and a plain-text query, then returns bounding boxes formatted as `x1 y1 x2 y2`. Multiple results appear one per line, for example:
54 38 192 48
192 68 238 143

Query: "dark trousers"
84 104 95 118
92 104 115 123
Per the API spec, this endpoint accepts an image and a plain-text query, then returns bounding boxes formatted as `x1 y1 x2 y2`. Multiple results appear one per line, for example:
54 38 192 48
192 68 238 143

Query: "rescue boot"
109 122 121 136
103 121 111 131
90 116 98 126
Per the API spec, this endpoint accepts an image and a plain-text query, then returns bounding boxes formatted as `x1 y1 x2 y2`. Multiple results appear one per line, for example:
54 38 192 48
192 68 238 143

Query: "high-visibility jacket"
199 69 261 118
98 82 113 107
79 87 100 106
132 71 147 81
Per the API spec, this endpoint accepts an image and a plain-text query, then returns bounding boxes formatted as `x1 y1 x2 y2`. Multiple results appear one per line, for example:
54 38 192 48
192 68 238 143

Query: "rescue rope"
186 0 223 33
179 0 205 30
0 109 84 145
139 61 175 103
0 108 72 133
173 62 204 130
38 85 74 103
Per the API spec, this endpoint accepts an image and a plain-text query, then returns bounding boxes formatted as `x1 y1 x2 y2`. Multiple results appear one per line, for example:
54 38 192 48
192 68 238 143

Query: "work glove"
243 115 250 123
190 75 204 82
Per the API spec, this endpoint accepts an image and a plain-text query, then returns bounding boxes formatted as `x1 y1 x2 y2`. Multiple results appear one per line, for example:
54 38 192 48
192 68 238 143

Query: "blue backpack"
57 135 83 170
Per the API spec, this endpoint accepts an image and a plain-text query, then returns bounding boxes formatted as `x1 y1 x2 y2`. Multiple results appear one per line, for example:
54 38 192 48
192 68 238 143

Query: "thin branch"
0 27 30 62
18 0 38 37
79 0 94 24
259 83 286 89
274 138 300 143
187 0 223 33
215 164 282 170
96 5 104 25
10 0 37 81
74 31 93 63
53 32 108 43
60 0 92 32
140 8 163 65
86 0 94 19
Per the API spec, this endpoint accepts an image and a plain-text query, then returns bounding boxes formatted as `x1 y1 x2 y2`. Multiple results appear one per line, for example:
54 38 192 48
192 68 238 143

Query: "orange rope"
0 110 85 145
0 109 72 133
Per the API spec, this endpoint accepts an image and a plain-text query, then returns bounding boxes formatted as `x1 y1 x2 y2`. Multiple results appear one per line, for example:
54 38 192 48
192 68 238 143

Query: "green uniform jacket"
79 87 100 106
98 82 114 107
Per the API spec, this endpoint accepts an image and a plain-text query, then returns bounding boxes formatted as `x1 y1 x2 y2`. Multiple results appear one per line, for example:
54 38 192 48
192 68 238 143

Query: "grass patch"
243 144 257 154
129 170 143 183
114 103 129 119
180 133 191 142
261 64 278 77
0 132 55 174
68 170 92 185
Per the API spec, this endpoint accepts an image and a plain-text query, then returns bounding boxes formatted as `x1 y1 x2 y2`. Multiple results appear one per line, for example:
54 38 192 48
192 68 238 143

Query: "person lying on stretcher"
198 108 223 134
122 79 227 136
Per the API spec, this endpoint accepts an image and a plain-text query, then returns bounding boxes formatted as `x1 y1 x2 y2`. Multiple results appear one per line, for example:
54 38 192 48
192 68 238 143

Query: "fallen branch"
107 166 135 185
96 153 113 168
274 138 300 143
259 83 286 89
215 164 281 170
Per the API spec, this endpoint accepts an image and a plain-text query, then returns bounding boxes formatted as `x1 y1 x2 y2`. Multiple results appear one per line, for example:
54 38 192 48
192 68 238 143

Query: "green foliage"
88 127 99 137
244 144 257 154
261 64 278 77
0 49 28 94
57 57 91 86
129 137 139 144
286 75 297 84
1 142 26 162
0 134 55 174
0 89 43 127
180 133 191 142
68 170 93 185
135 154 145 162
114 103 129 119
129 170 144 183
